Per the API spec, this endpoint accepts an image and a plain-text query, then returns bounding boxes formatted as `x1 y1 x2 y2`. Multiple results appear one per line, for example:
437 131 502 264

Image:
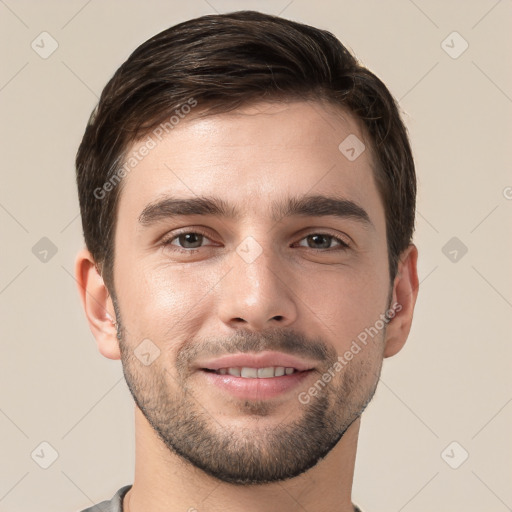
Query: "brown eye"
174 232 204 249
297 233 349 250
162 231 214 253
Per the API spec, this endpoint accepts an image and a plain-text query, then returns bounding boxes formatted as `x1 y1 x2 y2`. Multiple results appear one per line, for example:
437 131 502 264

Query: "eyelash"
161 229 350 254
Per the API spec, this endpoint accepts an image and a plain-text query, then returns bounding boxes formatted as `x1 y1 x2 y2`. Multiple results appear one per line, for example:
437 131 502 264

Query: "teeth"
241 367 258 378
257 367 274 378
215 366 297 378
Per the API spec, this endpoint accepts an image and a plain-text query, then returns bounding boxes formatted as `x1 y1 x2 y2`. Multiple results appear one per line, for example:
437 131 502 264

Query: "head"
75 11 418 485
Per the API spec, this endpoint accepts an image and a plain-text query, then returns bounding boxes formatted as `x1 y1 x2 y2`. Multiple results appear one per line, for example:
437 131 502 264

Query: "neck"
124 406 361 512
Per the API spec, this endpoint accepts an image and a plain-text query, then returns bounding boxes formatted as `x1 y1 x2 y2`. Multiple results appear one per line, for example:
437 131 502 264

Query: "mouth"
202 366 303 378
196 350 316 373
199 367 314 400
196 351 317 400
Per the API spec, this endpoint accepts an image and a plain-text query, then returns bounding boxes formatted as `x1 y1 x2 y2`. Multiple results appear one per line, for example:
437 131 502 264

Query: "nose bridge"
218 233 297 329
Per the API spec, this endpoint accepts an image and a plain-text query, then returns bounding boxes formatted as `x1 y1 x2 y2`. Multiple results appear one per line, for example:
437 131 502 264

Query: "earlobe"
383 244 419 358
74 249 121 360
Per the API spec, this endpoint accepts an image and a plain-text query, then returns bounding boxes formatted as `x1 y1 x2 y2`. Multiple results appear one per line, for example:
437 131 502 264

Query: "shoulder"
78 485 132 512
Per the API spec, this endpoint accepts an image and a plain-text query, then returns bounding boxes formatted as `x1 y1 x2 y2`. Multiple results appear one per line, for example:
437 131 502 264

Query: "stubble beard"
114 308 385 485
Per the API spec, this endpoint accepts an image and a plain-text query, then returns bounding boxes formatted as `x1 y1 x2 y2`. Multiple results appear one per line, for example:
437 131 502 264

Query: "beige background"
1 1 511 511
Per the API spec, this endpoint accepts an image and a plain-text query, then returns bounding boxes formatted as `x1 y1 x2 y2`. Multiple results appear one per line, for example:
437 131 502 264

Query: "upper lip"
197 350 316 372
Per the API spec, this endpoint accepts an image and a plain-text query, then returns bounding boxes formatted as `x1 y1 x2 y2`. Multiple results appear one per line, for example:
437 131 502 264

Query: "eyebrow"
138 194 374 229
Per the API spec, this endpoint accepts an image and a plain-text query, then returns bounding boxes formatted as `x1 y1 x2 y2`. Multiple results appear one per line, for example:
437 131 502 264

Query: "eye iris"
179 233 203 248
174 234 340 250
308 234 331 249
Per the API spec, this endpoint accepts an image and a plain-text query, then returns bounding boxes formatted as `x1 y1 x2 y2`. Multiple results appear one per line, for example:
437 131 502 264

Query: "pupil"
181 233 202 248
309 234 329 249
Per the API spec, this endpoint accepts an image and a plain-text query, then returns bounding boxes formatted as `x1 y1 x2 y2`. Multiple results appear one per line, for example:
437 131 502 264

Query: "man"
74 10 418 512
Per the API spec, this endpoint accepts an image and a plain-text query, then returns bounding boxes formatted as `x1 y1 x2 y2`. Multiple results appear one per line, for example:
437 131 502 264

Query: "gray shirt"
79 485 132 512
78 485 363 511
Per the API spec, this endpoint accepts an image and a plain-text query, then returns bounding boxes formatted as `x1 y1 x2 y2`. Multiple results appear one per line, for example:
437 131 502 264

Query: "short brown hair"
76 10 416 291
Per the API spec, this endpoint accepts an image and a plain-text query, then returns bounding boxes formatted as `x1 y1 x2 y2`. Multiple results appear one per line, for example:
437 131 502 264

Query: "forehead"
116 100 384 228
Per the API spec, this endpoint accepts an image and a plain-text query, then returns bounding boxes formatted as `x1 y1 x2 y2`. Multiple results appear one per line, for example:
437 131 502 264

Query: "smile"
204 366 299 378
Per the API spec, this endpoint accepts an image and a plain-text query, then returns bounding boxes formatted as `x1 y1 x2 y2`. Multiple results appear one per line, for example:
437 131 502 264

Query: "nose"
217 241 298 331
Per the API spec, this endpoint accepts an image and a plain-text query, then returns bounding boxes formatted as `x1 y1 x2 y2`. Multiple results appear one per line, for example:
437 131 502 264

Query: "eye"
295 233 350 250
161 230 350 255
162 230 214 252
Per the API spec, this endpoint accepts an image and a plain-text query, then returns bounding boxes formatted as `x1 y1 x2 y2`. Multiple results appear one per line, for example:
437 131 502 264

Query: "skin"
75 100 419 512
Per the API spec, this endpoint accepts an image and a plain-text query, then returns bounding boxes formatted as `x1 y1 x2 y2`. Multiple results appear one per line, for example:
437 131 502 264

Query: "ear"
74 248 121 360
383 244 419 358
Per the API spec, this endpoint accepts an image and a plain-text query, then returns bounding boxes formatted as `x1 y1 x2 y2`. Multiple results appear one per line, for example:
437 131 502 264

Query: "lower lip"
199 370 313 400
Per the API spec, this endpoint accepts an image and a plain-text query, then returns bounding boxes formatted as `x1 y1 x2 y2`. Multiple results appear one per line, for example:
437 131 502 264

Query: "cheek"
298 264 389 351
116 260 223 340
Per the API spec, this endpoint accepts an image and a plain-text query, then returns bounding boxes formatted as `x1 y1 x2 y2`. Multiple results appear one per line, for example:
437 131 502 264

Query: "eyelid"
161 227 351 252
293 233 350 251
161 227 215 247
295 228 351 246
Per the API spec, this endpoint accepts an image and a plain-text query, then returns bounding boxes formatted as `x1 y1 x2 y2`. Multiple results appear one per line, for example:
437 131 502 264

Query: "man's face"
111 100 392 484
